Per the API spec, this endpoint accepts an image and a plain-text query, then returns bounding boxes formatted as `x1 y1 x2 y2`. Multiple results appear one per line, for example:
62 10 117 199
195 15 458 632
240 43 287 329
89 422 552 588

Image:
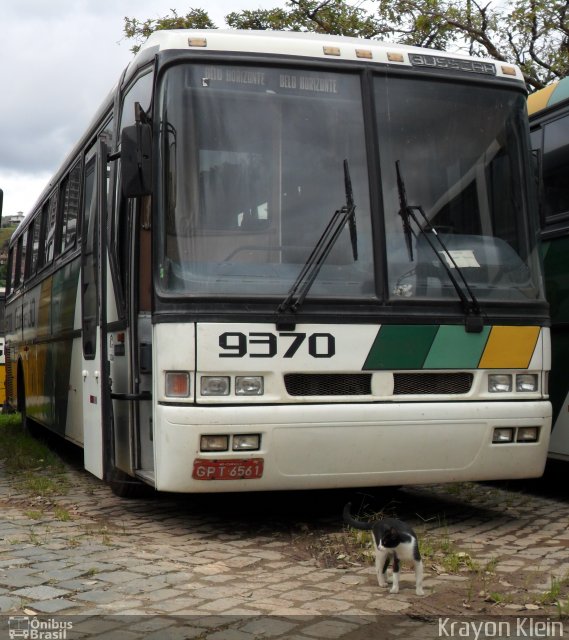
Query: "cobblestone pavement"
0 447 569 639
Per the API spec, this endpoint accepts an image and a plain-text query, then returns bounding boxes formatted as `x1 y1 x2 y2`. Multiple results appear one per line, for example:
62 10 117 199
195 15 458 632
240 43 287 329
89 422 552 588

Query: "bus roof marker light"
323 46 341 56
387 52 405 63
356 49 373 60
188 37 207 48
501 65 517 76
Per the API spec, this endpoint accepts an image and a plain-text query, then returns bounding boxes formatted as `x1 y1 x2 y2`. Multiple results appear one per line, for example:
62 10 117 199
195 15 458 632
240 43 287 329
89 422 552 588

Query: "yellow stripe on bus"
527 83 558 115
478 326 540 369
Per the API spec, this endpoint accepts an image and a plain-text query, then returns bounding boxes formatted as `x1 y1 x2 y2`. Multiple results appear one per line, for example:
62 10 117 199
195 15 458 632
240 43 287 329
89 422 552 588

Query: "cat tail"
343 502 373 530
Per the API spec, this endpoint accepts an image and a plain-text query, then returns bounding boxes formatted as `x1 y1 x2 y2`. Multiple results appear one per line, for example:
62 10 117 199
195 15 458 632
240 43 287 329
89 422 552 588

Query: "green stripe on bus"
423 324 490 369
363 325 438 370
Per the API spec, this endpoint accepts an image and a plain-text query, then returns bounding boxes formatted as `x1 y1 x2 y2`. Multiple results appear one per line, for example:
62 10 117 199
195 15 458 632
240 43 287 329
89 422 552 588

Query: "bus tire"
108 468 155 499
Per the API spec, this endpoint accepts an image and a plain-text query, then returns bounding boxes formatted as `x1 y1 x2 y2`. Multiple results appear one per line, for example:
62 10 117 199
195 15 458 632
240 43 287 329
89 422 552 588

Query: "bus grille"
393 372 473 395
285 373 372 396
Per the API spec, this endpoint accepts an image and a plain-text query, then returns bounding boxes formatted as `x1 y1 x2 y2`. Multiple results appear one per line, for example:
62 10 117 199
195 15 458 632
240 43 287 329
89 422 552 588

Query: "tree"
124 0 569 90
124 8 215 53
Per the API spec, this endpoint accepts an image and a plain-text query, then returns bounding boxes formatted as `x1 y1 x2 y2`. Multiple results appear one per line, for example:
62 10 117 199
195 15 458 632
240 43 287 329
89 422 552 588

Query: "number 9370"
219 331 336 359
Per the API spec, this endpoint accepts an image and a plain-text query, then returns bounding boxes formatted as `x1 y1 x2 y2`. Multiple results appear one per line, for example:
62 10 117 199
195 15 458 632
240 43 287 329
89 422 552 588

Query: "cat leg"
375 550 389 587
414 559 425 596
389 555 400 594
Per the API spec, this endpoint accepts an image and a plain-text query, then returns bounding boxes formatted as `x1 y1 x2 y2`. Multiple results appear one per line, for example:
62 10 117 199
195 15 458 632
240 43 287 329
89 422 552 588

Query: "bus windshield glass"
158 64 374 299
157 63 544 304
375 77 543 303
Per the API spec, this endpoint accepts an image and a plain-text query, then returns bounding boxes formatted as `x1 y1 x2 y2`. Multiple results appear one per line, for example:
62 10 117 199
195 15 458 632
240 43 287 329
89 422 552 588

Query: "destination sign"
409 54 496 76
197 65 346 97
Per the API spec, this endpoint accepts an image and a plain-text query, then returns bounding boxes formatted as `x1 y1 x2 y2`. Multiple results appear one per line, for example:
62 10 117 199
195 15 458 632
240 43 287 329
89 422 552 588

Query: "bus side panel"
65 265 87 446
51 259 81 437
24 278 53 426
0 335 6 406
543 237 569 459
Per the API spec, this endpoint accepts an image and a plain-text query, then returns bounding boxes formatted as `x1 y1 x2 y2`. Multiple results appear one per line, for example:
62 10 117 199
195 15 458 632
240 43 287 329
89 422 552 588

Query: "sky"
0 0 278 218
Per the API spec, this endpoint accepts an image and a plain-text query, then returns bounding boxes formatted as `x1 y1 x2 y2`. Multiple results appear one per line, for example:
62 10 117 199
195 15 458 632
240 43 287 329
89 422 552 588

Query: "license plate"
192 458 264 481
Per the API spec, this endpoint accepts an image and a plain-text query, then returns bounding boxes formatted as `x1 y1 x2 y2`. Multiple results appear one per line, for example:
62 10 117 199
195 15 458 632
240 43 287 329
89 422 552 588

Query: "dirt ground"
286 473 569 620
3 421 569 629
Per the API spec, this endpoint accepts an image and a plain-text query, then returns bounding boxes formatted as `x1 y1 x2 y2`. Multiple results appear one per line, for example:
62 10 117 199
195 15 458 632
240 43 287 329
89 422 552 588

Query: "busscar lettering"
409 54 496 76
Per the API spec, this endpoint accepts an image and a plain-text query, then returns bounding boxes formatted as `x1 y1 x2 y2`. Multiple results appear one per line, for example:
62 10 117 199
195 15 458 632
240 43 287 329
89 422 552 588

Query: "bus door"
132 196 154 478
107 194 154 487
81 138 111 479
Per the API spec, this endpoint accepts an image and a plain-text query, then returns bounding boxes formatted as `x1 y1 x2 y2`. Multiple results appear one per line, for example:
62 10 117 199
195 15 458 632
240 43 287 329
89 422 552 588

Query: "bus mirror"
121 123 152 197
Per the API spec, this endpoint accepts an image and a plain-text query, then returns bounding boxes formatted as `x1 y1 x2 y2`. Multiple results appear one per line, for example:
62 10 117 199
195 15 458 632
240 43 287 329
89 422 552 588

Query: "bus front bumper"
152 400 551 493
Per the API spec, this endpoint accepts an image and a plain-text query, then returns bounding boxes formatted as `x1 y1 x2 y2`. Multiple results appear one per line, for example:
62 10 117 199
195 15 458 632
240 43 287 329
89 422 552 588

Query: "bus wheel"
108 468 155 499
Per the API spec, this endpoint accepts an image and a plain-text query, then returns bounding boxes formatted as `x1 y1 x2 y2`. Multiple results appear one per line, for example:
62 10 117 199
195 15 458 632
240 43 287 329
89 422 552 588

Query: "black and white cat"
343 503 424 596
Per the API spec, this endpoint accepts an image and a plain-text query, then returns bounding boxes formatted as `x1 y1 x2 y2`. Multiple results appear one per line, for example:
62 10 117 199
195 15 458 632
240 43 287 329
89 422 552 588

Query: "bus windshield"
376 77 543 303
157 63 543 304
158 64 374 299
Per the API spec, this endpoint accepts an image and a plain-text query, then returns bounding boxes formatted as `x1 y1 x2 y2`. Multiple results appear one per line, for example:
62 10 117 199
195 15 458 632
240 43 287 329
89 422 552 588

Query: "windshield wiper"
396 160 483 333
278 159 357 314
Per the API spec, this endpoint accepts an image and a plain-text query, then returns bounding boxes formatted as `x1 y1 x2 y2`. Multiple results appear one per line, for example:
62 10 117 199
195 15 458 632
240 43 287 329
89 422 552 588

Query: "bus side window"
12 237 23 290
29 212 42 277
542 116 569 220
44 195 58 264
60 162 81 254
19 230 28 285
7 245 17 295
81 156 98 359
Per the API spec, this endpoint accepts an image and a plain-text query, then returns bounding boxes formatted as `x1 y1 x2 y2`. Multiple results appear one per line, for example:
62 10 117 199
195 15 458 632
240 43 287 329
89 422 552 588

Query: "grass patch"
54 507 73 522
0 413 69 497
538 574 569 606
24 509 44 520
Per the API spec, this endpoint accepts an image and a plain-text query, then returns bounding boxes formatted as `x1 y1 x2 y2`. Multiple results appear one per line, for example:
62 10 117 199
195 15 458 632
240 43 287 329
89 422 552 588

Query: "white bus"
4 30 551 496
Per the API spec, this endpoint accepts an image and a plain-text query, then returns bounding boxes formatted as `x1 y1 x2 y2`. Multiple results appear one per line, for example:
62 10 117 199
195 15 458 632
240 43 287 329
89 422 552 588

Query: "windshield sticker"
439 250 481 269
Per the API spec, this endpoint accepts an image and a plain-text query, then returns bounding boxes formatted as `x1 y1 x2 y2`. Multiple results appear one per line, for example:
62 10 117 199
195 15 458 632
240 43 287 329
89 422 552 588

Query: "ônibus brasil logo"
8 616 73 640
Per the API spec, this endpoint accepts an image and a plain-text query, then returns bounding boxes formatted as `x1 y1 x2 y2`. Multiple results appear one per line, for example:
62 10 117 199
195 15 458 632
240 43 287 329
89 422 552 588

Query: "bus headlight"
488 374 512 393
200 435 229 451
233 434 261 451
516 374 538 392
165 371 190 397
492 427 514 443
235 376 264 396
201 376 230 396
516 426 539 442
